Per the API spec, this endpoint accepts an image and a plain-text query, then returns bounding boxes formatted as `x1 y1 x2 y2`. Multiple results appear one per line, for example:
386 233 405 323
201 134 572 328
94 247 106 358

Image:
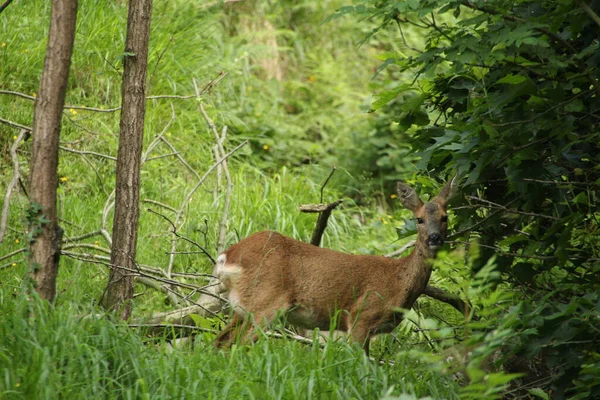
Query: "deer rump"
215 231 428 340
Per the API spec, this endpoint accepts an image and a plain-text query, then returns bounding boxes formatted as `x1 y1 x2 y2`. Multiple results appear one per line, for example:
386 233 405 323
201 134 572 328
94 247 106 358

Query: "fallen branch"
0 129 27 243
422 285 475 320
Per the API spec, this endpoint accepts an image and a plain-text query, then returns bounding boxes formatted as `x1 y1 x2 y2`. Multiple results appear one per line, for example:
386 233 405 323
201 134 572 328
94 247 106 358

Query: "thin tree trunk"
28 0 78 301
102 0 152 320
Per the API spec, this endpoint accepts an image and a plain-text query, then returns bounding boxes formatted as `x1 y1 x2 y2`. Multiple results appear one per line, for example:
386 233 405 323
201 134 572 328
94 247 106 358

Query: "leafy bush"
337 0 600 397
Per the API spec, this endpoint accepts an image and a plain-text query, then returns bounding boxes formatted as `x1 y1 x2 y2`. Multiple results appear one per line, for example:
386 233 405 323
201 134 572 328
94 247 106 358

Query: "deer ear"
433 174 457 206
396 181 424 212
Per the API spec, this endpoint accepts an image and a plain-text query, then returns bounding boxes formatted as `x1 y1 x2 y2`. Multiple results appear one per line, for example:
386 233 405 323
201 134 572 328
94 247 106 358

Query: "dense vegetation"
1 0 598 399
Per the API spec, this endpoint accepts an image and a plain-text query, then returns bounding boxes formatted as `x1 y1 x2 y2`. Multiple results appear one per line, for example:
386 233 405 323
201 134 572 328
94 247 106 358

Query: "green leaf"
496 74 527 85
395 219 417 239
527 387 549 400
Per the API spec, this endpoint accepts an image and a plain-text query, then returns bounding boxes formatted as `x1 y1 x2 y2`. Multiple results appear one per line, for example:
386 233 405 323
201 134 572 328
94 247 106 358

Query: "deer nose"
426 233 443 246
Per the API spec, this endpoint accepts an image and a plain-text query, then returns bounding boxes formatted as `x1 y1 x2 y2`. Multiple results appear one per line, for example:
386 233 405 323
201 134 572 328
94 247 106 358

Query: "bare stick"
166 140 248 277
141 103 176 164
300 200 343 247
0 117 31 131
64 230 103 242
147 208 216 264
384 240 416 258
128 323 216 334
422 285 475 320
0 129 27 243
59 146 117 161
0 247 27 263
320 167 337 203
137 276 179 306
159 136 201 179
197 98 233 253
142 199 177 213
466 195 560 221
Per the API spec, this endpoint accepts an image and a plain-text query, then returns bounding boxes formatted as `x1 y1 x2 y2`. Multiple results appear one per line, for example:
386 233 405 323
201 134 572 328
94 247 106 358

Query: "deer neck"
405 238 436 281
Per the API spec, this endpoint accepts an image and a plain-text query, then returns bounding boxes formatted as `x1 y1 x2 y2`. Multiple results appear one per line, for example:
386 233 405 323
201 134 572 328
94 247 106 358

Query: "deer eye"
441 215 448 223
416 218 425 224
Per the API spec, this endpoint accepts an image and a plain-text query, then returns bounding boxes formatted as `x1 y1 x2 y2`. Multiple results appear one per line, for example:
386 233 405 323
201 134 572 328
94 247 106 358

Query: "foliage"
336 0 600 397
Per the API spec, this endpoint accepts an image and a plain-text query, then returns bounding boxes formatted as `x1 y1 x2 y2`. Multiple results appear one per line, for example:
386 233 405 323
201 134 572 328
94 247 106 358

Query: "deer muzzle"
426 233 444 248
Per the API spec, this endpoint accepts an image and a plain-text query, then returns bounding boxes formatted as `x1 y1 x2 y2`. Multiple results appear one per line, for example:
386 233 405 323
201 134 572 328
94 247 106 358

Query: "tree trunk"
102 0 152 320
28 0 78 301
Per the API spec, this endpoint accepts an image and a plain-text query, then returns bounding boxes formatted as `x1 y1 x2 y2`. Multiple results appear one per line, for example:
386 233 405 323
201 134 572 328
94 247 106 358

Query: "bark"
102 0 152 320
29 0 77 301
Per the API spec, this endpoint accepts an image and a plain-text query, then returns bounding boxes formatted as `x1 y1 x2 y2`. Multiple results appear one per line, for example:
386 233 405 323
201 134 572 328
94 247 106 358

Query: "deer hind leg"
214 313 251 348
349 322 372 357
214 299 290 348
236 299 290 344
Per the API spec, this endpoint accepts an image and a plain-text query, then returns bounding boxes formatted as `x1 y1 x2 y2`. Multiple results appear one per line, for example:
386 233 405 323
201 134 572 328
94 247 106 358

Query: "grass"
0 295 459 400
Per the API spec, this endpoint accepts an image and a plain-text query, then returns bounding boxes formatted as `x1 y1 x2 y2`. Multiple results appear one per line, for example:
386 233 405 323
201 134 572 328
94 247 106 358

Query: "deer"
208 176 456 355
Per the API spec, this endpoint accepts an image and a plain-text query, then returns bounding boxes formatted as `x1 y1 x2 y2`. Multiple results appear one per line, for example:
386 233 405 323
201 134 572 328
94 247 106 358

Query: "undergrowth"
0 295 459 400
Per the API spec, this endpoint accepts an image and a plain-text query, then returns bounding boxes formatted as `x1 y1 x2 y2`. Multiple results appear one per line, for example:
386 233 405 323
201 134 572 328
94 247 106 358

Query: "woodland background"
1 0 599 399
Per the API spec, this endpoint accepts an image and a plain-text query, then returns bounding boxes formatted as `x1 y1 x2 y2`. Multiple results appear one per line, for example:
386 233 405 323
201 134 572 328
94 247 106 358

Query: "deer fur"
211 177 456 355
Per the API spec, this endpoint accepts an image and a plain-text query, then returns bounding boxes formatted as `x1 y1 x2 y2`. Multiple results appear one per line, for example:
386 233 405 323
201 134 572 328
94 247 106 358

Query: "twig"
320 167 337 203
422 285 475 320
137 276 179 306
384 240 416 258
449 200 517 239
166 139 248 277
0 71 228 114
64 230 103 242
448 240 556 260
0 129 26 243
0 117 31 131
466 195 560 221
128 323 216 334
580 0 600 28
0 247 27 263
158 136 201 180
197 96 233 253
147 208 216 264
59 146 117 161
62 243 111 254
142 199 177 213
141 103 176 164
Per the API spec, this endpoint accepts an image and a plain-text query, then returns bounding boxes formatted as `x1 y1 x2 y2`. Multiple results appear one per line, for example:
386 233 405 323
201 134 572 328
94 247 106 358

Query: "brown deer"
209 176 456 355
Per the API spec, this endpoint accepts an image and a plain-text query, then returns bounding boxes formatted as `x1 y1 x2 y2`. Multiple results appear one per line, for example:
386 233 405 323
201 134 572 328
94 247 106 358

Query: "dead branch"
0 117 31 131
0 129 27 243
147 208 216 264
197 96 233 253
142 199 177 213
165 139 248 277
0 247 27 263
137 276 179 306
129 323 216 334
301 200 344 247
384 240 416 258
141 103 176 164
59 146 117 160
423 285 475 320
466 195 560 221
0 72 228 114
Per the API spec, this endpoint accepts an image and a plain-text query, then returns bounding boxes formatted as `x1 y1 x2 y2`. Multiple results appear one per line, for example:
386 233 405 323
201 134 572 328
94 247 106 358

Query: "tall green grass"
0 295 459 400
